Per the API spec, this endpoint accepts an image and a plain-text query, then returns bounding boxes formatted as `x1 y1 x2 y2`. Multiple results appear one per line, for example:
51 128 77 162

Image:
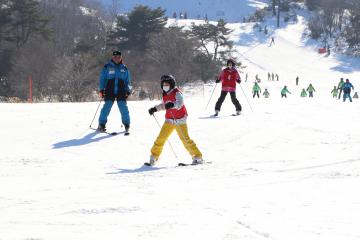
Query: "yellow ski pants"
151 122 202 160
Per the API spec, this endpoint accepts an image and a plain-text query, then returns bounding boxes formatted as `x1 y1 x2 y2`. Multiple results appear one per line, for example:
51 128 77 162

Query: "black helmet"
227 59 235 67
160 75 176 90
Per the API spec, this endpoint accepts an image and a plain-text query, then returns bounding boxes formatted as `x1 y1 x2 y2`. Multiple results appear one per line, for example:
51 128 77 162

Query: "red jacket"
163 88 187 119
218 67 241 92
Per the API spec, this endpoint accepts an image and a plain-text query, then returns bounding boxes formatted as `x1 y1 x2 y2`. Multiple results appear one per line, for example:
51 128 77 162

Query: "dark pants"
215 91 242 112
338 89 343 99
309 92 314 97
281 93 287 98
343 91 352 102
253 91 260 98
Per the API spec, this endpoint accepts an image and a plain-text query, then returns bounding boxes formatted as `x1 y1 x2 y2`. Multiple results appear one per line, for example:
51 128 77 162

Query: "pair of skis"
143 161 211 167
90 127 129 136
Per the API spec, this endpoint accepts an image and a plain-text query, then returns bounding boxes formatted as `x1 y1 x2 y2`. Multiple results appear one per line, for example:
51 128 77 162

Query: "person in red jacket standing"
147 75 203 166
214 59 242 116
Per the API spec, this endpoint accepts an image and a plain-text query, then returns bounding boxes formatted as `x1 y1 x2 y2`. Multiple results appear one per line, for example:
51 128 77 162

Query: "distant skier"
268 72 271 81
97 51 131 134
263 89 270 98
300 88 307 97
296 76 299 86
271 73 275 81
245 73 248 82
306 83 316 97
281 86 291 98
214 59 242 116
252 82 261 98
331 86 338 98
275 74 279 81
255 74 261 83
337 78 344 99
147 75 203 166
342 79 354 102
353 92 359 99
269 37 275 46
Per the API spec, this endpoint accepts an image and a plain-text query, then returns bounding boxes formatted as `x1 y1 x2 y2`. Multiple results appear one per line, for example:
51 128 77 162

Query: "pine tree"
0 0 13 46
190 19 233 61
109 5 167 52
10 0 51 46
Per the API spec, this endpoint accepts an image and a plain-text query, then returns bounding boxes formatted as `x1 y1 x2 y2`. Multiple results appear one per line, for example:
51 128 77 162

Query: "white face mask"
163 86 170 92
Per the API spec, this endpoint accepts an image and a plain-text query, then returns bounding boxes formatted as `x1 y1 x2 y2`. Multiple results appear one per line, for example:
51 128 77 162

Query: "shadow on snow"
106 165 166 174
52 131 116 149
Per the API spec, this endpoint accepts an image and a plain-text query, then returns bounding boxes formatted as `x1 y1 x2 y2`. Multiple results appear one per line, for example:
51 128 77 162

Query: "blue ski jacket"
343 82 354 93
99 60 131 101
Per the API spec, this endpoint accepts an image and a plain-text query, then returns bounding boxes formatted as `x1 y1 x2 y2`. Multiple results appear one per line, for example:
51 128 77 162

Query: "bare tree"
49 54 98 102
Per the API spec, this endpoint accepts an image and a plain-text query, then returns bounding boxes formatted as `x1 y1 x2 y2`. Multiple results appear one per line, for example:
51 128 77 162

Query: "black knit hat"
112 50 122 56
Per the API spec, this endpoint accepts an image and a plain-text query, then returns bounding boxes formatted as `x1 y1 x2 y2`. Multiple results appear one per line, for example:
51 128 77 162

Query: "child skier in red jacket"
147 75 203 166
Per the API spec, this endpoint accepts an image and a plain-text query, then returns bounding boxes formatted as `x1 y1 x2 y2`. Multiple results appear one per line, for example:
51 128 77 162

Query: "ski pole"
152 114 179 161
89 98 103 128
204 83 217 111
239 84 253 112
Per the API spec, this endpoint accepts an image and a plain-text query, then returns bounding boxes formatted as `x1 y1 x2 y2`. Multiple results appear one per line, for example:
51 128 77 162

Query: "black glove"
148 107 157 115
216 79 220 83
125 91 131 99
237 79 241 84
165 102 174 109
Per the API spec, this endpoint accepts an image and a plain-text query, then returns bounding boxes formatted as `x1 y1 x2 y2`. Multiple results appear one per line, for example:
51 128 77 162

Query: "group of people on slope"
250 75 356 100
95 51 357 167
334 78 357 102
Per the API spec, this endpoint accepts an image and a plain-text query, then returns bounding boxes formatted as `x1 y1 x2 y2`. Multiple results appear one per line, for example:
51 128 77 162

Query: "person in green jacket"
331 86 338 98
263 89 270 98
281 86 291 98
252 82 261 98
306 83 316 97
300 88 307 97
337 78 344 99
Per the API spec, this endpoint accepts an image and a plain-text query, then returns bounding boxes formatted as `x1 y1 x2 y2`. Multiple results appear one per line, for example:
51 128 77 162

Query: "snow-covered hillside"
1 6 360 240
106 0 268 22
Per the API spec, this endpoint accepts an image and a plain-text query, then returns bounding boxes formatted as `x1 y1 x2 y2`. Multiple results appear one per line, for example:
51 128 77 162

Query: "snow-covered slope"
1 96 360 240
1 8 360 240
106 0 268 22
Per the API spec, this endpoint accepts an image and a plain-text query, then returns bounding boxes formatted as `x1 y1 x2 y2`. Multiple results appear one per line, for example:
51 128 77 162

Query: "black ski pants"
253 91 260 98
338 89 343 99
215 91 242 112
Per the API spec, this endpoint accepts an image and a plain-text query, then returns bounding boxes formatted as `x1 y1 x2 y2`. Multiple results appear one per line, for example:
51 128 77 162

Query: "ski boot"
192 156 204 165
124 124 130 136
97 123 106 132
145 155 157 166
